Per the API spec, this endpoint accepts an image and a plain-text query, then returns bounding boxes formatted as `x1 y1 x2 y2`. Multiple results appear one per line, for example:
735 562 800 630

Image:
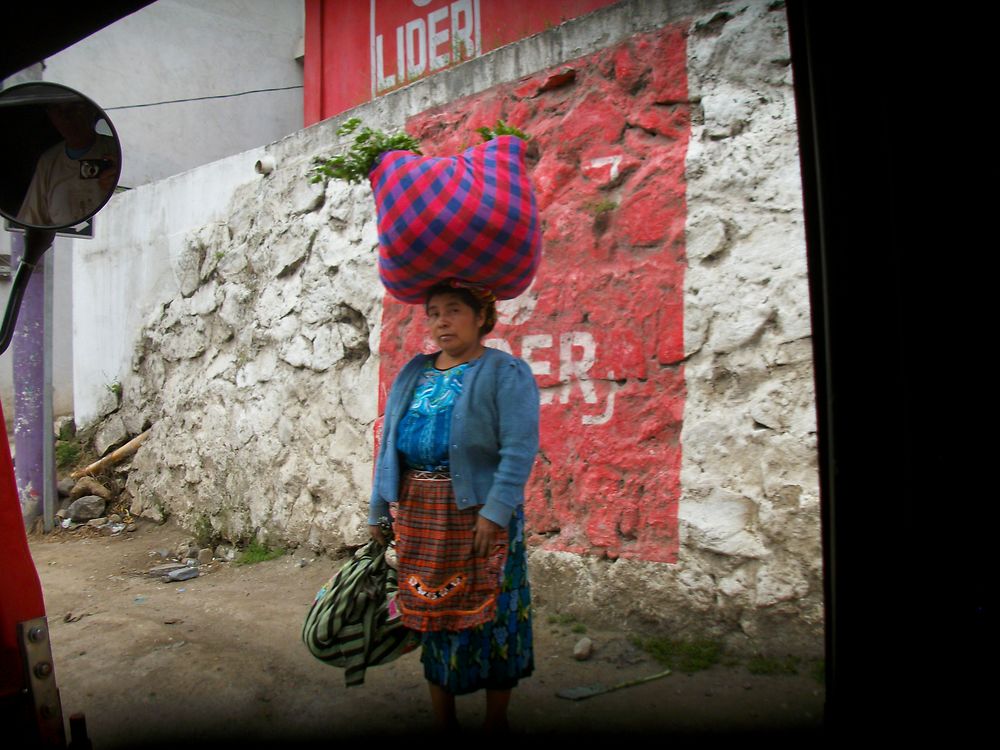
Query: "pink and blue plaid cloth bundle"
369 135 541 304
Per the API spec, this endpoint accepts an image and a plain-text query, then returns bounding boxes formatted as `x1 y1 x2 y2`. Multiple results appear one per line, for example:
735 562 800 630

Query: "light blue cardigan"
368 347 540 528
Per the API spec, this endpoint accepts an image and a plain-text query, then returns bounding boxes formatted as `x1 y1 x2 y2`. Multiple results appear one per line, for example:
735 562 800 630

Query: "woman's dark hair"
424 281 498 336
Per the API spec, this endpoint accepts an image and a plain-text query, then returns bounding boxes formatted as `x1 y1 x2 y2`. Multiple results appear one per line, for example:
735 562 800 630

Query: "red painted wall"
304 0 619 125
376 23 690 563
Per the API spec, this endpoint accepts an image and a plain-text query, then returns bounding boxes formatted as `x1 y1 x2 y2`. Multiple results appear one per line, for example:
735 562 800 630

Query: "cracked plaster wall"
678 2 821 652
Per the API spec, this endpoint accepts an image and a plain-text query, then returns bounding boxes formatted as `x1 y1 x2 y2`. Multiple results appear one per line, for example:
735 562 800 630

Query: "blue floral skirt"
419 506 534 695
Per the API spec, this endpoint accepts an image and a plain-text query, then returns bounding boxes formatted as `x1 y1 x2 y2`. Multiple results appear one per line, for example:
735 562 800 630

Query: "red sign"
372 0 481 97
305 0 620 125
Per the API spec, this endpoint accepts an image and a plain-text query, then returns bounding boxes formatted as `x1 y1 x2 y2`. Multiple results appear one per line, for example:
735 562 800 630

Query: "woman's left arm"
478 358 540 529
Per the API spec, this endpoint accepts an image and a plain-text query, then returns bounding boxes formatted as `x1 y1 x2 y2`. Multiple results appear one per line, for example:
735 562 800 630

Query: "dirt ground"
27 518 825 748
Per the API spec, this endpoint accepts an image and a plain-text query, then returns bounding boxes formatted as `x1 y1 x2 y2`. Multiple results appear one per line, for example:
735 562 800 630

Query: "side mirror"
0 81 121 230
0 82 122 354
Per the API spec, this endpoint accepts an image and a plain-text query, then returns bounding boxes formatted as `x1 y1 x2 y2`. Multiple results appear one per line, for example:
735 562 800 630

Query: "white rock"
678 487 768 559
755 560 810 607
718 564 754 599
188 281 221 316
339 358 378 424
280 334 313 369
219 284 251 328
236 348 278 387
311 326 345 371
686 214 728 263
160 317 208 361
217 244 249 278
174 242 203 297
709 300 775 354
141 504 166 524
573 637 594 661
701 89 751 140
95 414 129 456
92 388 120 422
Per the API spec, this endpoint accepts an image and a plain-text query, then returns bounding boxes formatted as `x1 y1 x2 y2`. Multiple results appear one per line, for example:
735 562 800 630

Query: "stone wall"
679 2 820 651
120 171 383 550
85 0 821 655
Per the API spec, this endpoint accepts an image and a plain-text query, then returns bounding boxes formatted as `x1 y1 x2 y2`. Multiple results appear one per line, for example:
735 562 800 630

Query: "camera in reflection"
79 158 113 180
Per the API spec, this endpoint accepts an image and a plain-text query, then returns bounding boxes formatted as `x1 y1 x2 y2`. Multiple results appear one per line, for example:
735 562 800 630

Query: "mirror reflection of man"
16 98 119 227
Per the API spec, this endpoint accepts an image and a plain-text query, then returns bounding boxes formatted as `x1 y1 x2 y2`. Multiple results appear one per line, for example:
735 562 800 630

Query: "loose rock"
165 567 199 582
148 563 187 576
573 637 594 661
70 477 112 502
87 517 108 528
197 548 214 565
94 414 128 456
68 496 106 522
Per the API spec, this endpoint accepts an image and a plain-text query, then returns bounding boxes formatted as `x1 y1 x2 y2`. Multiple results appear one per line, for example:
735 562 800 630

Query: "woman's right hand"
473 515 503 558
369 524 387 545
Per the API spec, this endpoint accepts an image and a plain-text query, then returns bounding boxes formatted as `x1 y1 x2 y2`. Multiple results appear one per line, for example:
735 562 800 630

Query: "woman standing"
369 280 539 732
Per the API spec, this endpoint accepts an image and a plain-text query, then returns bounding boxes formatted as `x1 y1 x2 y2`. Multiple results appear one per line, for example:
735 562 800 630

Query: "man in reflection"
17 98 118 227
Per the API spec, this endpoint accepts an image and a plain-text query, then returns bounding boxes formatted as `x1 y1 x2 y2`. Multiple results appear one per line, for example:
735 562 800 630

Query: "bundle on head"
370 135 541 304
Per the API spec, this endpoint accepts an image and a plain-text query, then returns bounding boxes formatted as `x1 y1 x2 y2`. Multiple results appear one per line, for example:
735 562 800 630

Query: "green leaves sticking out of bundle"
310 118 422 184
476 120 531 142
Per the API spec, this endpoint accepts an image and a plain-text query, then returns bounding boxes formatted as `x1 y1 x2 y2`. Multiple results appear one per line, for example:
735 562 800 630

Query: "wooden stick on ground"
71 429 151 479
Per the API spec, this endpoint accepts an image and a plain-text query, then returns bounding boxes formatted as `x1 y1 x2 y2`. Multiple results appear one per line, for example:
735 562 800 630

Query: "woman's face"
426 292 485 359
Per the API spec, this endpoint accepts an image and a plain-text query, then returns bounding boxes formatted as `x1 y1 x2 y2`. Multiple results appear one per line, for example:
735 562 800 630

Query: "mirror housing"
0 81 121 231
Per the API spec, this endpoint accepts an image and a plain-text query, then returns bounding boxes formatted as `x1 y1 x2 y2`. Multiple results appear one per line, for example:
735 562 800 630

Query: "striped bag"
369 134 541 304
302 539 419 686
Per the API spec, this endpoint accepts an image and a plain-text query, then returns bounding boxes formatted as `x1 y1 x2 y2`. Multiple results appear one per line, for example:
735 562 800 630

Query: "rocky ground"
27 516 825 748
